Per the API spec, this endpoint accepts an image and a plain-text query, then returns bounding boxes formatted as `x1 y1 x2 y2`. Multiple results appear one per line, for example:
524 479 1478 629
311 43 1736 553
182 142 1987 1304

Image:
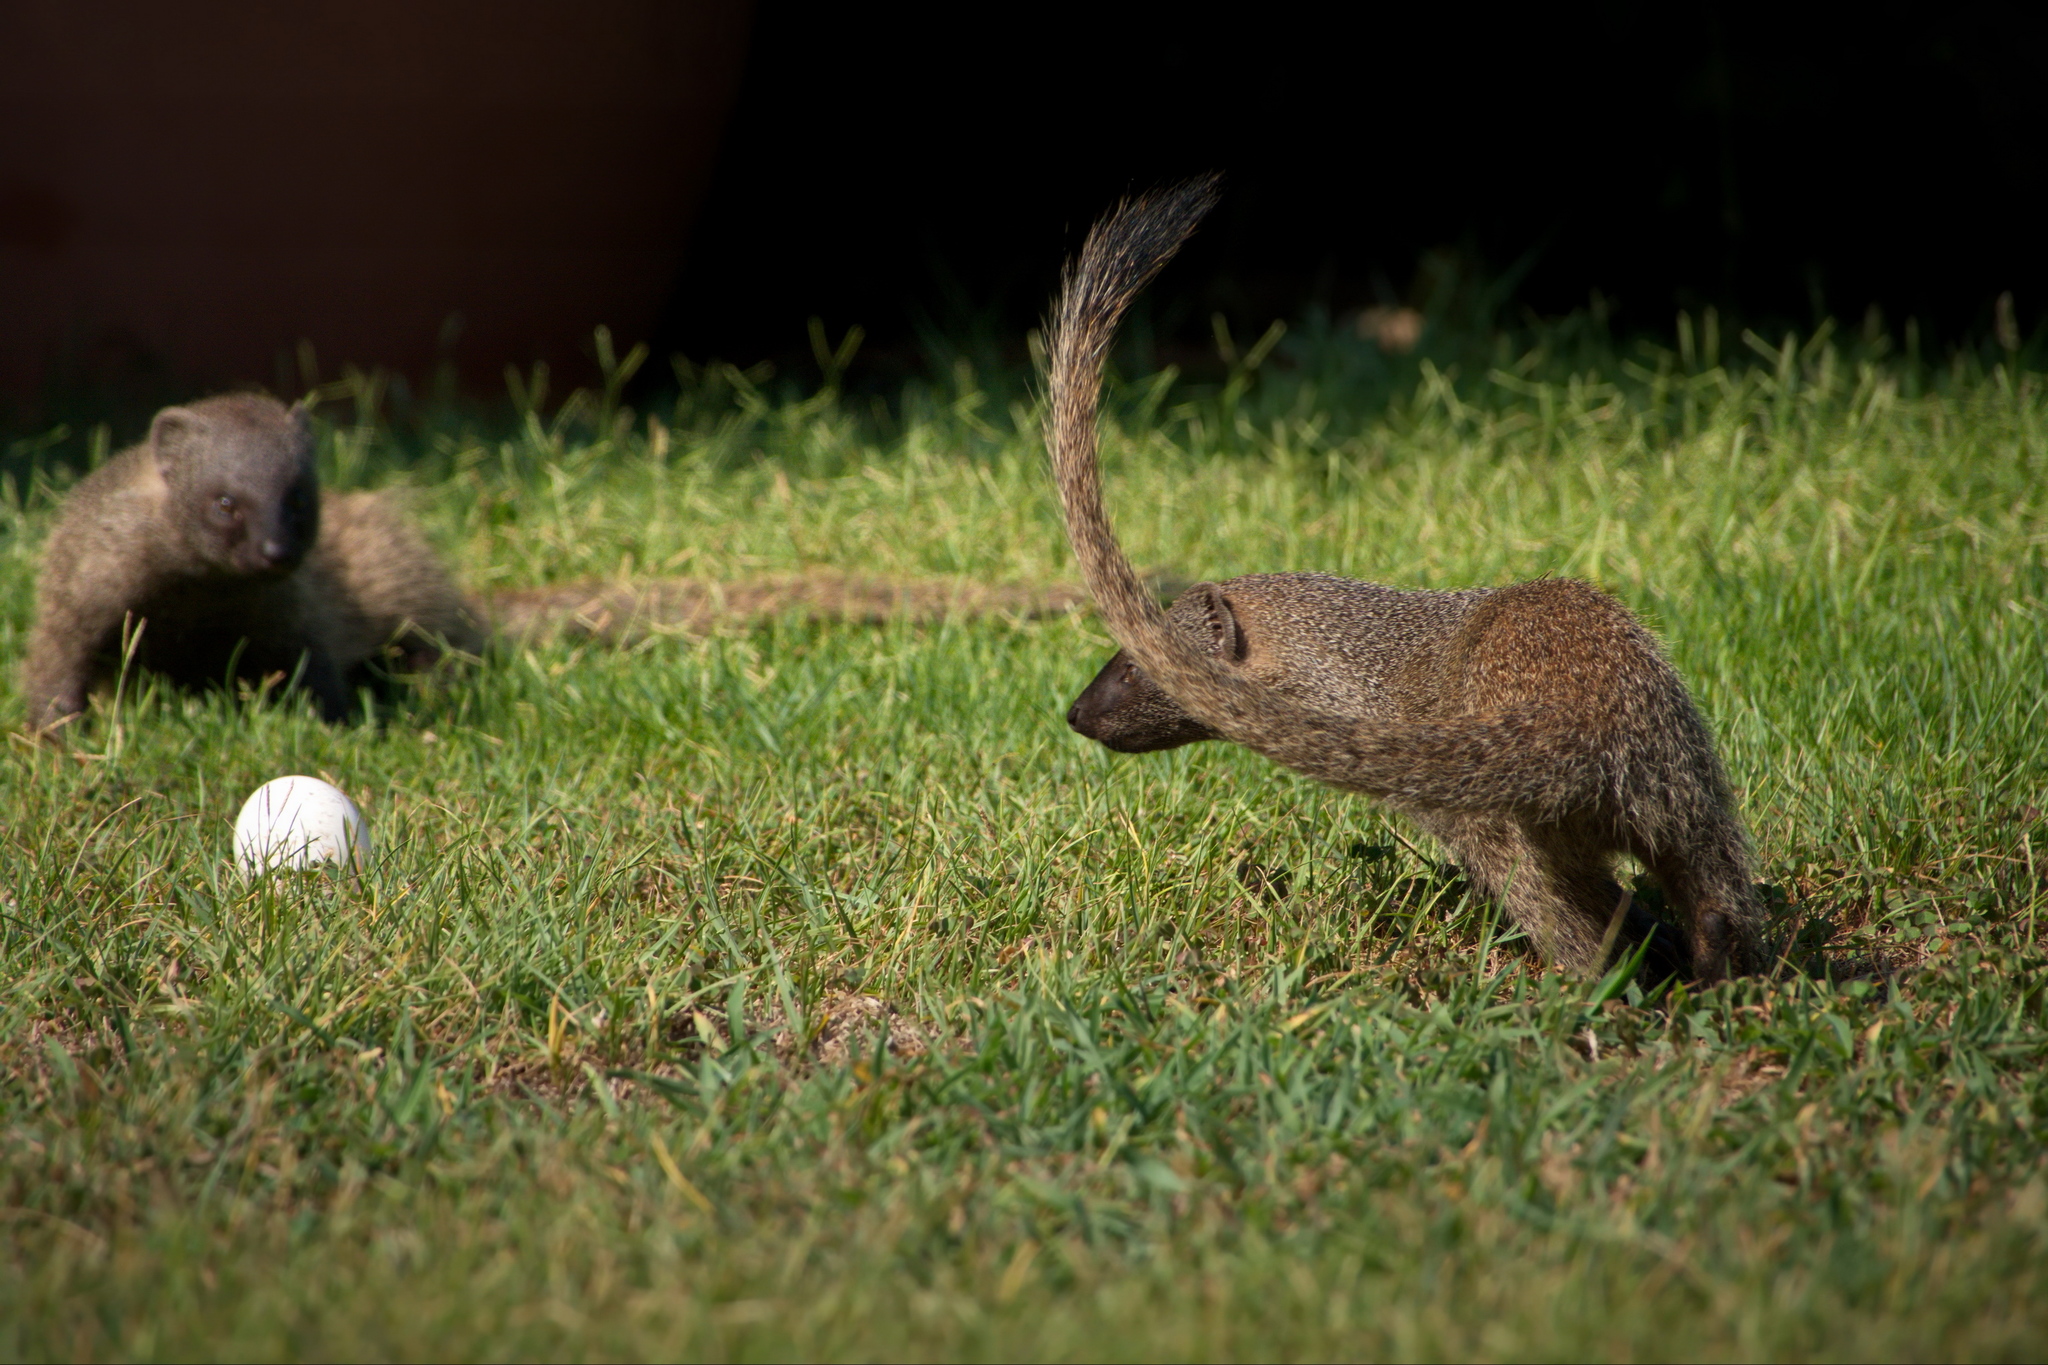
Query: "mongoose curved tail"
1046 178 1300 746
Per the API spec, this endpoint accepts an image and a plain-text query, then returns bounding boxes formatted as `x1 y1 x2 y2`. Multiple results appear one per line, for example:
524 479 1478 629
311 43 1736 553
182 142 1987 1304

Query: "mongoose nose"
1065 700 1084 731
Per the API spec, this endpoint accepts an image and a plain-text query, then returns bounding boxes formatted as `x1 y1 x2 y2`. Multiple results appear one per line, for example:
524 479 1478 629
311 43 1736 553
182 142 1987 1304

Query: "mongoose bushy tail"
22 394 482 731
1047 177 1766 980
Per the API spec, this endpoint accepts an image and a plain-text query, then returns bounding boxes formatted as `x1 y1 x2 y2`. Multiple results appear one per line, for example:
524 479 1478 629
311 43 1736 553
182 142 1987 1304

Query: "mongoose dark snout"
1068 581 1263 752
236 513 313 576
250 495 318 574
1068 650 1220 753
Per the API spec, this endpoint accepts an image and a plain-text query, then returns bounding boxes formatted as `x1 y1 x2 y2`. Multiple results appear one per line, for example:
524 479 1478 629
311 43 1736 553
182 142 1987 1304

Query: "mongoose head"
152 395 320 578
1066 583 1239 752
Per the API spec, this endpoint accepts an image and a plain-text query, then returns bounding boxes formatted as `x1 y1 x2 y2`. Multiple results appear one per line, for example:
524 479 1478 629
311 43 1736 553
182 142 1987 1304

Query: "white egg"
233 775 371 876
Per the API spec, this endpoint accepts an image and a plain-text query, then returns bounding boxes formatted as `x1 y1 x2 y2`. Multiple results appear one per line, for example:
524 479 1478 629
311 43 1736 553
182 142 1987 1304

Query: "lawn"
2 314 2045 1360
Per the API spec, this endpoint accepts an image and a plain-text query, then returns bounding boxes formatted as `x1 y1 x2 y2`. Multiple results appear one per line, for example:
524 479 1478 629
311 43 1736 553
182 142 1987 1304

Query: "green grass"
2 316 2046 1361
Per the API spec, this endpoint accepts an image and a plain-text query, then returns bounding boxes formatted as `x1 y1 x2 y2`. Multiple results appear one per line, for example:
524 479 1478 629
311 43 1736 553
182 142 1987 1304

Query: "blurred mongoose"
22 394 482 731
1048 177 1765 981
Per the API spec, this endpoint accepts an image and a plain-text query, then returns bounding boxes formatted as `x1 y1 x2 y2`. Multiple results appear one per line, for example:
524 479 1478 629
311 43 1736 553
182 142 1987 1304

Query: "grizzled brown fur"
1048 177 1765 981
22 394 481 731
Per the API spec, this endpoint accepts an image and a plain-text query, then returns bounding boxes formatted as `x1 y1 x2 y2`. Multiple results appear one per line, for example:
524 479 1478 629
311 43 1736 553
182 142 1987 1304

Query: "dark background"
3 1 2042 416
660 1 2047 376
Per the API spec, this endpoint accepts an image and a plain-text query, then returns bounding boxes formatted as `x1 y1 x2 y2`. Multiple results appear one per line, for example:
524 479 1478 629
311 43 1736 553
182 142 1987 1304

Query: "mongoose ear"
1190 583 1247 661
149 407 202 471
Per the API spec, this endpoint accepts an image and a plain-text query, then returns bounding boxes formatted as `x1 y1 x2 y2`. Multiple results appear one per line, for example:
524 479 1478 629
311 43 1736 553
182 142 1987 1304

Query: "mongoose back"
22 394 482 731
1047 177 1765 981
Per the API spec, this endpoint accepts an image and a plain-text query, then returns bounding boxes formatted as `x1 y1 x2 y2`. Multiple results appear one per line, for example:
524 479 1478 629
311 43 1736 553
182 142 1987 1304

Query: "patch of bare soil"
789 990 930 1067
1718 1046 1791 1102
488 573 1090 645
11 1015 125 1097
484 992 934 1105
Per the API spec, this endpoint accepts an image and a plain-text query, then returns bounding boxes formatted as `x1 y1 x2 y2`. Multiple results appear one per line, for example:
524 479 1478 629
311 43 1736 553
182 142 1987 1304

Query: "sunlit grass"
1 316 2044 1360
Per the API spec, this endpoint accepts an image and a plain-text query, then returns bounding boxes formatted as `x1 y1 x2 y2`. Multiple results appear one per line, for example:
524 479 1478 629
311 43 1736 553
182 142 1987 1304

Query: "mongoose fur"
1048 177 1766 981
22 394 482 730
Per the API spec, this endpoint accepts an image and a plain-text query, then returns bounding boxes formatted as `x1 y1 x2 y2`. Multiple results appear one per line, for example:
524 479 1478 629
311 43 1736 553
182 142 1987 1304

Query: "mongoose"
1048 177 1766 981
22 394 482 731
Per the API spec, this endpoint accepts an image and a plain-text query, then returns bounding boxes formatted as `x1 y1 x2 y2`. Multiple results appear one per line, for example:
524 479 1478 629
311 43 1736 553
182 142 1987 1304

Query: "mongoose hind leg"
313 490 485 681
1415 809 1689 979
1637 816 1766 980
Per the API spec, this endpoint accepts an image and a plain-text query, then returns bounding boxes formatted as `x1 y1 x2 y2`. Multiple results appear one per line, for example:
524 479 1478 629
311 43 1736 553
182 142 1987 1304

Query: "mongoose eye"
214 494 240 522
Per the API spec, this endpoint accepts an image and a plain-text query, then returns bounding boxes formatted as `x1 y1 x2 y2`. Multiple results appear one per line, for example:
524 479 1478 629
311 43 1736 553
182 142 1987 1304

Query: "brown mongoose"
21 394 482 731
1048 177 1766 981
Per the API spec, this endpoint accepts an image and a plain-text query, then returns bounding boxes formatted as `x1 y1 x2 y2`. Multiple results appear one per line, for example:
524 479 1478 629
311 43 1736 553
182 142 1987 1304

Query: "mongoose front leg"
294 645 356 723
1414 809 1652 976
21 606 126 733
